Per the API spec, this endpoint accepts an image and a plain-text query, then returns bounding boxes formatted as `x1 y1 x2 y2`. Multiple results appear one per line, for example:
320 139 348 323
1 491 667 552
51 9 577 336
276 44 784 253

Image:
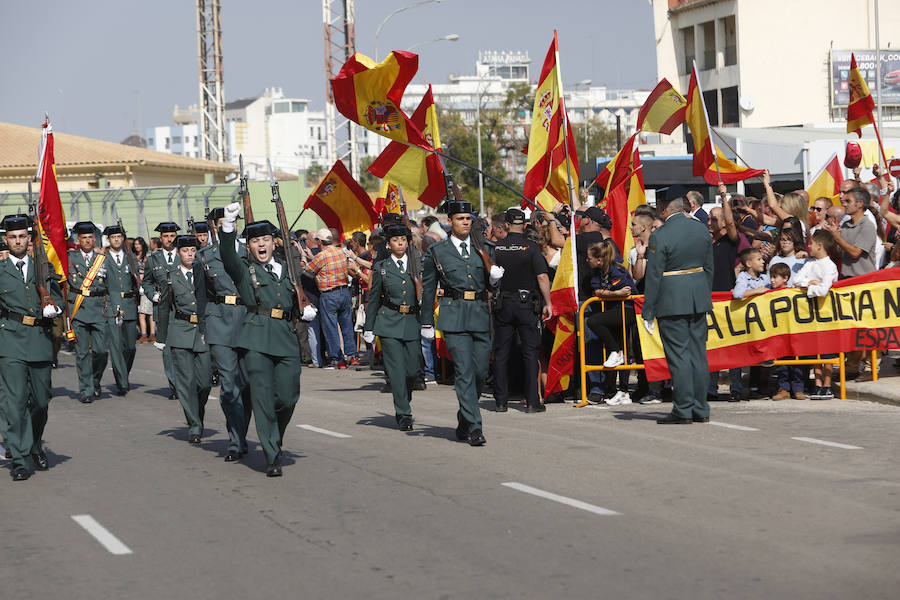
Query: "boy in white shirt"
793 230 839 399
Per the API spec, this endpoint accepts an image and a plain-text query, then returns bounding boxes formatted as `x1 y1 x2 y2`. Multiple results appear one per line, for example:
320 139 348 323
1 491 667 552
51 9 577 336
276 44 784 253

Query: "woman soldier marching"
363 224 422 431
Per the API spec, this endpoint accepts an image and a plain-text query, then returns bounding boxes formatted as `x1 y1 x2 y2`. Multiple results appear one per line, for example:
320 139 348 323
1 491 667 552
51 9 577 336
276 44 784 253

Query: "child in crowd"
768 262 791 290
733 248 770 299
794 230 840 399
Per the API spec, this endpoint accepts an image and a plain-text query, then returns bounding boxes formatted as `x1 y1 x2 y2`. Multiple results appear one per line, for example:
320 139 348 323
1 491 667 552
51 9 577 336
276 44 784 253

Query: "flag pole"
874 0 886 171
431 149 540 211
710 127 766 183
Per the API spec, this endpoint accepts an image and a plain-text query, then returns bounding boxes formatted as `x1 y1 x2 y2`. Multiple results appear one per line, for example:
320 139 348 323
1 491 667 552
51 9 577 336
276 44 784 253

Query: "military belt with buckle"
445 288 487 301
76 288 107 297
214 294 244 306
175 310 199 324
381 298 420 314
251 306 292 320
1 309 52 328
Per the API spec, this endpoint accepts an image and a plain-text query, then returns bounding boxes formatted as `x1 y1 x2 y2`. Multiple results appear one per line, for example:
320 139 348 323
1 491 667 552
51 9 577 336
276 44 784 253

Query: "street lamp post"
374 0 442 60
476 76 485 215
570 79 592 167
407 33 459 51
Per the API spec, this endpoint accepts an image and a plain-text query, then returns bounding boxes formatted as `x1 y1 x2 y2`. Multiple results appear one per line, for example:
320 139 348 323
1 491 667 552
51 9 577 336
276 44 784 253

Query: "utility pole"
196 0 227 162
323 0 359 180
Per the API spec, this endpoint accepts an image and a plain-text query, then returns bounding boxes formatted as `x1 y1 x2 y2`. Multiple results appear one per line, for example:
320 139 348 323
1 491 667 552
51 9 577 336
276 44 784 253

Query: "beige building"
0 121 234 193
652 0 900 141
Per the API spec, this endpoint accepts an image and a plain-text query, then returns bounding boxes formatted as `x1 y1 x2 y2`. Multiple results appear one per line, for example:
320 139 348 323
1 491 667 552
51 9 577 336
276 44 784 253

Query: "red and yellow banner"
847 53 875 137
36 120 68 278
593 133 644 202
545 233 579 397
523 30 579 211
606 170 645 263
304 160 379 240
367 84 445 208
634 269 900 381
636 78 686 135
331 50 432 151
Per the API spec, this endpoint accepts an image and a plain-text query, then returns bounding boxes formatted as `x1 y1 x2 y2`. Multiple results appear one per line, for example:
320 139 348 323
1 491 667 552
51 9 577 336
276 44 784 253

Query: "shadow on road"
356 413 461 442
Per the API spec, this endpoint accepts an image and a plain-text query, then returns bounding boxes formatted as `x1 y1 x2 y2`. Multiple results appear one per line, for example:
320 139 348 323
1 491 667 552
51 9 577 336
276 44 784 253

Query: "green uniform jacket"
104 251 139 321
0 257 64 361
141 249 179 307
364 257 421 341
219 229 299 358
642 212 715 322
197 241 247 347
157 266 208 352
67 249 109 324
421 237 491 333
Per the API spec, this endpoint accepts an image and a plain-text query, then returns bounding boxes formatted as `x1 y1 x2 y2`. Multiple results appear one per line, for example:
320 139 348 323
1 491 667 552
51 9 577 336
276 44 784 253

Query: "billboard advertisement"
831 49 900 107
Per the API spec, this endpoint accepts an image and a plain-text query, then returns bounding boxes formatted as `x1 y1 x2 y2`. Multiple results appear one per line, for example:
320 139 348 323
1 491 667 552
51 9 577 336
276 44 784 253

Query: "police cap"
1 214 33 233
72 221 97 235
243 220 278 240
175 235 200 249
154 222 181 233
504 208 526 225
102 225 125 236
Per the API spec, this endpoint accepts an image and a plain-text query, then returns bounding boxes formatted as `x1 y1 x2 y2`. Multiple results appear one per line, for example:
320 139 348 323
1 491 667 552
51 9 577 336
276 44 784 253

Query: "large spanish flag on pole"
606 169 645 263
331 51 432 151
846 53 875 138
304 160 379 240
636 78 687 135
686 62 763 185
35 119 68 278
806 153 844 207
593 132 643 201
367 85 445 208
545 233 578 398
523 31 579 211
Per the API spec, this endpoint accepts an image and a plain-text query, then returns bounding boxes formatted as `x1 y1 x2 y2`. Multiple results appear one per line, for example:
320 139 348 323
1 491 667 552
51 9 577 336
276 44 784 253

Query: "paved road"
2 345 899 599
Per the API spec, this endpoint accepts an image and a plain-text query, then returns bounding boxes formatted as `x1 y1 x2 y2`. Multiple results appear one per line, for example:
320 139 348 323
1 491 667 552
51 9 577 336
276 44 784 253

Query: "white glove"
115 316 124 326
152 291 160 303
153 341 166 350
301 304 318 322
222 202 241 233
363 331 375 344
42 304 62 318
489 265 505 285
642 319 655 336
421 325 435 340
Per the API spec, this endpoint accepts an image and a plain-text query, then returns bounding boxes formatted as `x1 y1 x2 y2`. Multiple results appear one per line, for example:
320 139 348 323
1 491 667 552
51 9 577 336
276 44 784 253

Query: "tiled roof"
0 121 234 173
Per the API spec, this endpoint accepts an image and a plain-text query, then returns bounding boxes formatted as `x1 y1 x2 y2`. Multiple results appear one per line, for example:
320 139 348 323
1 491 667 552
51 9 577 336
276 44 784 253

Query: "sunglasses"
811 207 824 212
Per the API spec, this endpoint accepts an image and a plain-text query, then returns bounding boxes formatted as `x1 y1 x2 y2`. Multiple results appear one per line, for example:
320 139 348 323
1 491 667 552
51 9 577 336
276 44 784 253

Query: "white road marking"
71 515 133 555
710 421 760 432
502 482 620 516
297 424 352 438
791 437 863 450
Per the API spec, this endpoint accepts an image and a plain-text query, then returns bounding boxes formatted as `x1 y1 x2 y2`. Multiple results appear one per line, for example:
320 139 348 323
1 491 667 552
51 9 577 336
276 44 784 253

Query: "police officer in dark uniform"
491 208 553 412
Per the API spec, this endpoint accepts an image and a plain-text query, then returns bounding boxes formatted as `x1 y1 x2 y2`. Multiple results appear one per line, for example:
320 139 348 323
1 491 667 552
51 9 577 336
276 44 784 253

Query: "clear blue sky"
0 0 657 143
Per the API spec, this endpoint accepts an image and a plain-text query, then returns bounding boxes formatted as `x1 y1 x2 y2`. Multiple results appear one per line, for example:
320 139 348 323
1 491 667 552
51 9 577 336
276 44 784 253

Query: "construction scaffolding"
323 0 360 179
197 0 227 162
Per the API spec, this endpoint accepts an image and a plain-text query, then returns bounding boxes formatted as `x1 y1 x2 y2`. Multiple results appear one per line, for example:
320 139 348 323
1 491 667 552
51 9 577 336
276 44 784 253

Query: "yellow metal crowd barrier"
575 295 850 407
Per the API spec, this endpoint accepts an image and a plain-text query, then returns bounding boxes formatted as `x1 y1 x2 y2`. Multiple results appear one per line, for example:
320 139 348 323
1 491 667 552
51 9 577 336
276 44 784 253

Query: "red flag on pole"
35 119 68 278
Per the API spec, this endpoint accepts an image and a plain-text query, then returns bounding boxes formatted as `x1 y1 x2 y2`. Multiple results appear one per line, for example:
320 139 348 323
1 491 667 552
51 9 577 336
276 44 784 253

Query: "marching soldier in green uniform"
102 224 139 396
154 235 211 444
196 207 253 462
421 201 504 446
67 221 109 403
641 196 715 424
363 224 422 431
0 214 64 480
218 203 317 477
141 222 181 399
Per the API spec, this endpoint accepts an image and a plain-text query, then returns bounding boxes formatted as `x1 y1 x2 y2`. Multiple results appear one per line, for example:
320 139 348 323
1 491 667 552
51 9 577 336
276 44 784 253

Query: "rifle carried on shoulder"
442 171 494 277
115 216 143 292
395 186 423 302
267 159 311 315
239 154 253 223
26 181 57 310
205 209 218 244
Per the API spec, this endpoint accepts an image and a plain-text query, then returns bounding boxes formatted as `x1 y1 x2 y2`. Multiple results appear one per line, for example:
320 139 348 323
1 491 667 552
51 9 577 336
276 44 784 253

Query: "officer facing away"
491 208 553 412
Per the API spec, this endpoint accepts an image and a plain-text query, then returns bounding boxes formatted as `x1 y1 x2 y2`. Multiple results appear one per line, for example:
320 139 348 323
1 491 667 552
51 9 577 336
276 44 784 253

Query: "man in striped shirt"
309 228 359 368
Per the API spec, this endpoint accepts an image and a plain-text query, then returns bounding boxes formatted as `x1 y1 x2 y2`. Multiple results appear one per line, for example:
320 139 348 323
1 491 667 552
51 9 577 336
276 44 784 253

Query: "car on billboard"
884 69 900 89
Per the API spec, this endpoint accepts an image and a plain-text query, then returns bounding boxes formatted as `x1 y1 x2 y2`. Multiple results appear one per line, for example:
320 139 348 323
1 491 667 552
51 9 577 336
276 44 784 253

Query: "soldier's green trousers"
73 320 108 400
210 344 251 453
443 331 490 433
380 337 419 420
0 357 52 471
108 318 137 393
658 313 710 420
171 347 211 436
243 350 300 466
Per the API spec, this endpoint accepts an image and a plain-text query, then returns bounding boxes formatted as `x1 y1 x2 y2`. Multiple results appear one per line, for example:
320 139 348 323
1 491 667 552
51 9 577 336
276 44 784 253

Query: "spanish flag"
375 179 403 215
806 153 844 206
593 132 643 202
606 170 645 263
545 232 578 398
35 119 68 278
636 78 687 135
367 85 445 208
331 51 432 151
847 53 875 137
523 31 579 211
686 63 764 185
304 160 379 240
